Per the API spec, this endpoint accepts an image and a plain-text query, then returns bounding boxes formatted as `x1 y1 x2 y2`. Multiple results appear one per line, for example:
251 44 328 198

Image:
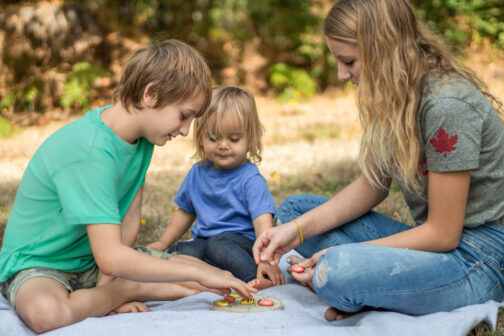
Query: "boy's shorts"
0 246 175 308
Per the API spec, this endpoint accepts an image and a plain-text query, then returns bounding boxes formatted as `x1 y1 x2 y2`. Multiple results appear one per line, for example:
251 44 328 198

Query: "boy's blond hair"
193 86 264 164
113 39 212 116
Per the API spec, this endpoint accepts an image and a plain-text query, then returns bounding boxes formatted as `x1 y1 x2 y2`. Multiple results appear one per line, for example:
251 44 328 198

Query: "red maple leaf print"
429 128 458 158
418 157 429 176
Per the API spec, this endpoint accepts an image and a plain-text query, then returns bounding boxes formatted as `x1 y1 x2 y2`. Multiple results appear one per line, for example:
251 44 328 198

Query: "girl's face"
202 111 249 170
326 38 362 85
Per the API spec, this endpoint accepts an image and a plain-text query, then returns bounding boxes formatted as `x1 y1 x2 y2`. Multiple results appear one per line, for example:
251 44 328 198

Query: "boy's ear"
143 83 158 108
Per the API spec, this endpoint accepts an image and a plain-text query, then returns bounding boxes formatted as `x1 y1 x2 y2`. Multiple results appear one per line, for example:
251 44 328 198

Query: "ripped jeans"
277 194 504 315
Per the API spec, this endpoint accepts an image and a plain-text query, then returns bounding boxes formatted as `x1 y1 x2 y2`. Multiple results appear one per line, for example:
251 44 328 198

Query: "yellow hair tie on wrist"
292 219 304 244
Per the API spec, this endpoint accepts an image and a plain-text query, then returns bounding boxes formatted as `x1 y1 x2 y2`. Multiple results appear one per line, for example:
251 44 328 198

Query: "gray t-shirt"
395 75 504 228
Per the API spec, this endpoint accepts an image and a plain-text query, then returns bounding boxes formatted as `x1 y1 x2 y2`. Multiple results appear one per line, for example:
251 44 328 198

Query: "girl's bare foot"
324 307 354 321
325 306 377 321
248 278 274 290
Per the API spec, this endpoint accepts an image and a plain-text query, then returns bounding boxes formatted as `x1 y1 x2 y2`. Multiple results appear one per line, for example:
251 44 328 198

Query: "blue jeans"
168 233 257 282
277 194 504 315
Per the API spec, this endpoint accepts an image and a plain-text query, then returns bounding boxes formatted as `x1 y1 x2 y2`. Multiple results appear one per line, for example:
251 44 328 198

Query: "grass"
0 51 503 333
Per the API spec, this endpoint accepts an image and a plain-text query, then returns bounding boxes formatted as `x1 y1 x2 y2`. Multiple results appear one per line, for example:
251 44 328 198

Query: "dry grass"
0 54 503 334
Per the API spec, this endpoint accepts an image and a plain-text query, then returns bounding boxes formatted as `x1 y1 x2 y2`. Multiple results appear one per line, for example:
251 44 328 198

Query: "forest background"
0 1 503 334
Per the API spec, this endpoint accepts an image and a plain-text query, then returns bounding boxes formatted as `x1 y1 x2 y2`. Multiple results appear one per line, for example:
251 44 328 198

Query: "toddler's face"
202 111 249 170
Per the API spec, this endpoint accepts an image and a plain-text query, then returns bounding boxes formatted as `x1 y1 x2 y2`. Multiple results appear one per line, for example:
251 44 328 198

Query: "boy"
0 40 255 334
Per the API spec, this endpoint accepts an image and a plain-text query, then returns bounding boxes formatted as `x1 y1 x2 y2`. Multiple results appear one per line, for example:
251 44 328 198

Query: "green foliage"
60 62 109 110
0 79 43 113
0 116 13 137
413 0 504 48
270 63 316 101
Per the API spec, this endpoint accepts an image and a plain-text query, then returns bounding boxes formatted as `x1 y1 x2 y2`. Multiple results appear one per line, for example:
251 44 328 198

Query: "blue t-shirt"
174 161 276 240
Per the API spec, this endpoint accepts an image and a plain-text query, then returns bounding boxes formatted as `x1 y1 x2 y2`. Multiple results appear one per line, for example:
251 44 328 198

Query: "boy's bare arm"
87 223 256 297
146 208 195 251
97 187 143 287
121 186 144 246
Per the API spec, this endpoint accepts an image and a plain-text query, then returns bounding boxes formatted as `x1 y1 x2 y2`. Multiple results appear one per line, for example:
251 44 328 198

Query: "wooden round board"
210 294 283 313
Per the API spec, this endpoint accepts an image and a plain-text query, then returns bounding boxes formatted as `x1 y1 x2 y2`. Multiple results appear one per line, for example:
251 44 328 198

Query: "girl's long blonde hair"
324 0 502 193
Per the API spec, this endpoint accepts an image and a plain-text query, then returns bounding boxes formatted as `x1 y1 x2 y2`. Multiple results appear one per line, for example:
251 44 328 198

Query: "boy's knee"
20 296 73 333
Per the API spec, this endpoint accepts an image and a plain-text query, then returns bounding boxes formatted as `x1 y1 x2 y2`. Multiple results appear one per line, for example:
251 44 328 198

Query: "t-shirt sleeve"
421 97 483 172
244 174 276 220
174 167 196 215
52 160 121 225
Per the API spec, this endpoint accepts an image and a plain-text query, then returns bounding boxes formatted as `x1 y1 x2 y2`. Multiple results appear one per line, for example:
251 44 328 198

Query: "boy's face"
141 93 206 146
202 111 249 170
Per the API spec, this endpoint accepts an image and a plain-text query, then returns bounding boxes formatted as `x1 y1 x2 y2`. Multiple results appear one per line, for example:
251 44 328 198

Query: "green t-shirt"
0 106 154 282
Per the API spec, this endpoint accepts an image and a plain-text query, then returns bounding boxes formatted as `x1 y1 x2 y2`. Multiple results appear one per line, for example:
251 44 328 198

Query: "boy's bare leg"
15 277 200 334
15 276 141 333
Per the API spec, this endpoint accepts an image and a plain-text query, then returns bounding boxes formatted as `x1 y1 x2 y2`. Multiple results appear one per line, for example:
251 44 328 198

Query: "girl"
253 0 504 321
148 86 284 289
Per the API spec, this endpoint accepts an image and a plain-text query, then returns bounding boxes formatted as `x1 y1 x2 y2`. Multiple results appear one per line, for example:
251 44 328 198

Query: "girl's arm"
146 208 196 251
87 223 256 297
254 173 391 265
366 170 470 252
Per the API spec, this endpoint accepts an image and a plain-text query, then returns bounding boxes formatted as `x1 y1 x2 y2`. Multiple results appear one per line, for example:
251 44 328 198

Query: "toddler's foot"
248 278 274 290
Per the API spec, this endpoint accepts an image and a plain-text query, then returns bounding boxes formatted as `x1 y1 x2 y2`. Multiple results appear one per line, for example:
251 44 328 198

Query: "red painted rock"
291 265 305 273
258 299 274 306
224 295 235 303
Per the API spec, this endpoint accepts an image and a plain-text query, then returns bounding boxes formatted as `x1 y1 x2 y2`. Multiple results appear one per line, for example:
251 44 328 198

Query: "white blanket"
1 251 502 336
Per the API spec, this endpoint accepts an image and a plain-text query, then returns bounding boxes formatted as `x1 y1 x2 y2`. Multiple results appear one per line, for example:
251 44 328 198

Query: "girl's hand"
145 240 168 251
291 248 331 285
257 263 285 286
253 222 301 266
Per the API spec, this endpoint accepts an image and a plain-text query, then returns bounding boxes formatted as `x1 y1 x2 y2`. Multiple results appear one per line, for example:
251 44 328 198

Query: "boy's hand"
257 263 285 286
197 266 257 299
145 240 168 251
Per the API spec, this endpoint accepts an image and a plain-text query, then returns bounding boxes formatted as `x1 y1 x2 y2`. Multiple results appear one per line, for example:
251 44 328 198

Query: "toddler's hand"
257 263 285 286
